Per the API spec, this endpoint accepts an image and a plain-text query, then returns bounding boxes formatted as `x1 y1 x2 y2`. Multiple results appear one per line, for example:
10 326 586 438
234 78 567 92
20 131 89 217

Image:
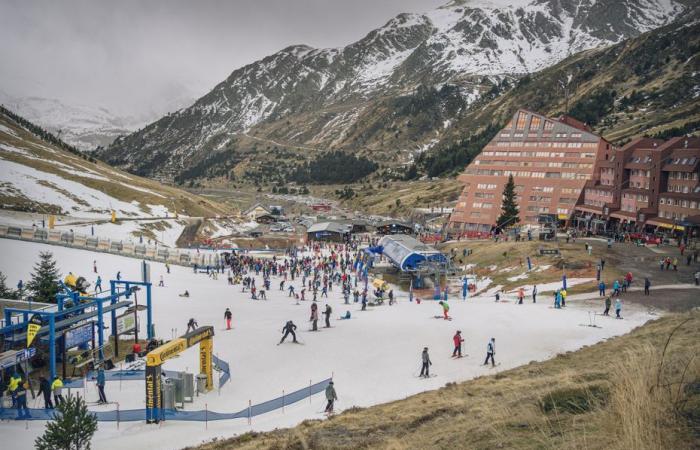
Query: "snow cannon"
64 273 91 294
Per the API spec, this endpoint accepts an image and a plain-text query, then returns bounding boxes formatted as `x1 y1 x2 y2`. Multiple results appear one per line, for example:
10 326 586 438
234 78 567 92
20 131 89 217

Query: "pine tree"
497 174 520 229
35 394 98 450
0 271 18 299
26 251 61 303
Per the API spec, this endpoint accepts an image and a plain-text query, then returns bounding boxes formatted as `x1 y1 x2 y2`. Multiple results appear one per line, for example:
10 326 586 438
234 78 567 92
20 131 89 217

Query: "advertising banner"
65 322 93 349
116 313 136 335
26 313 43 347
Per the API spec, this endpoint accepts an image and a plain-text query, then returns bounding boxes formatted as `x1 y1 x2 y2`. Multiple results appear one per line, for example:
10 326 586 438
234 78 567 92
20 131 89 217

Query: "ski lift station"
377 234 447 272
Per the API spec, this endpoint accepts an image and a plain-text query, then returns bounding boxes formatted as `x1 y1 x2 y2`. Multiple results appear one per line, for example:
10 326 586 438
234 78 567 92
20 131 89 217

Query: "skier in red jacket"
452 331 464 357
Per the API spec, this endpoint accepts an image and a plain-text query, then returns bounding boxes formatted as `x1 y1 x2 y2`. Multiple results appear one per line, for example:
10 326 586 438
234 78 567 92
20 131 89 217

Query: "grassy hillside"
193 312 700 450
0 106 230 218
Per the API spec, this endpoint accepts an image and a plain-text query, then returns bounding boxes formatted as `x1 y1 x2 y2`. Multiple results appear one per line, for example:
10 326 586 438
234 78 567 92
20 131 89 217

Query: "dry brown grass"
190 313 700 450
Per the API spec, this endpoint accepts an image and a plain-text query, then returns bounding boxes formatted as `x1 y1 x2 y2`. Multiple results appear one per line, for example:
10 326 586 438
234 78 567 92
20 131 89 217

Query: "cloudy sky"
0 0 445 118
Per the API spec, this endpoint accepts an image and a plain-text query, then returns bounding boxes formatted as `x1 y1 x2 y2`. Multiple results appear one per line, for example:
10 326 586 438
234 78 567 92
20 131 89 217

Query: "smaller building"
306 222 351 242
378 234 446 271
244 203 271 220
376 221 414 235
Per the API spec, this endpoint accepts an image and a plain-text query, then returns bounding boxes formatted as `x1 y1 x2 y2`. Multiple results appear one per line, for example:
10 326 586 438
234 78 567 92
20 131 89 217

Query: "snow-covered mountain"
0 93 194 151
102 0 690 179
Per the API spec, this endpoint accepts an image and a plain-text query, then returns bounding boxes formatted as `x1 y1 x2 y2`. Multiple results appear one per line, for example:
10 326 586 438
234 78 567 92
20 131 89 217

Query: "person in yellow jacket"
7 372 22 406
51 377 64 405
561 288 567 307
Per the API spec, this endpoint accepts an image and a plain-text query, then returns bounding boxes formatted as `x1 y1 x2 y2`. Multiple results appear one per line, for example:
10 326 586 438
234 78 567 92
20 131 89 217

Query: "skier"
186 318 198 333
158 275 164 287
224 308 232 330
116 271 121 281
279 320 298 344
603 296 611 316
452 331 464 358
438 300 450 320
484 338 496 367
37 376 53 409
598 280 606 296
324 381 337 414
93 260 97 273
96 368 107 404
361 291 367 311
323 304 332 328
517 287 524 305
419 347 432 378
532 284 537 303
615 298 623 319
644 277 651 296
95 275 102 293
310 303 319 331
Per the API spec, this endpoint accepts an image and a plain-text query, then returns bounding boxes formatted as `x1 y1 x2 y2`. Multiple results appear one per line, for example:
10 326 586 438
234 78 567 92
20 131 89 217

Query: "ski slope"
0 239 654 450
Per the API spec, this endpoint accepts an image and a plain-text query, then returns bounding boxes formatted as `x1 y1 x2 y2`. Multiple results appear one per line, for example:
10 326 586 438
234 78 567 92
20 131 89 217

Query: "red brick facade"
448 109 611 231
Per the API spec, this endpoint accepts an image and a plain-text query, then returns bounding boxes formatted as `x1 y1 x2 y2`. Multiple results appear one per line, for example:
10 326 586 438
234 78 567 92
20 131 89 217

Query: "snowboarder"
37 376 53 409
224 308 232 330
96 368 107 404
452 331 464 357
603 296 611 316
279 320 298 344
324 381 337 413
323 304 332 328
484 338 496 367
310 303 319 331
419 347 432 378
438 300 450 320
186 318 198 333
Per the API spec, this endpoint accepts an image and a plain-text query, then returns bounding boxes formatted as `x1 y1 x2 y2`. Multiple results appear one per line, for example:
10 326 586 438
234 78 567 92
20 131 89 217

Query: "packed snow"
0 239 654 450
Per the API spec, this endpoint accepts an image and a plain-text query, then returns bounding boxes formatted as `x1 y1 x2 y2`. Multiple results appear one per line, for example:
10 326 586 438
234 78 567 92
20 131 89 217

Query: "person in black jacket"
38 376 53 409
419 347 432 378
323 304 332 328
279 320 298 344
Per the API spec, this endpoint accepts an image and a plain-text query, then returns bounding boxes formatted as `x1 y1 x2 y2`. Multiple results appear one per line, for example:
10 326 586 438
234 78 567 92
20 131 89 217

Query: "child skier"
452 331 464 357
438 300 450 320
324 381 337 413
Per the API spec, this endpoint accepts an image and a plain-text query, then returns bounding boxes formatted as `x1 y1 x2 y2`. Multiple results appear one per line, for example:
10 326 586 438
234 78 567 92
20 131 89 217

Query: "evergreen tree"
0 271 18 299
27 251 61 303
35 394 98 450
496 174 520 229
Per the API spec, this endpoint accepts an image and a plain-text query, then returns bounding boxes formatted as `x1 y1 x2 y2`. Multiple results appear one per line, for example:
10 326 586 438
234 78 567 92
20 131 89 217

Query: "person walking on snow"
532 284 537 303
224 308 232 330
38 376 53 409
615 298 623 319
603 296 611 316
598 280 606 297
95 276 102 293
517 287 524 305
158 275 164 287
484 338 496 367
310 303 319 331
644 277 651 296
52 376 64 405
96 368 107 404
324 381 337 413
438 300 450 320
323 304 332 328
419 347 432 378
279 320 298 344
452 331 464 357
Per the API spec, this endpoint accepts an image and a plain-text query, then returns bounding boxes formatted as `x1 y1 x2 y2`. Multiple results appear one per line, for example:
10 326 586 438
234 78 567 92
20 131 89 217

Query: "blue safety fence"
213 354 230 388
63 369 181 388
0 378 331 422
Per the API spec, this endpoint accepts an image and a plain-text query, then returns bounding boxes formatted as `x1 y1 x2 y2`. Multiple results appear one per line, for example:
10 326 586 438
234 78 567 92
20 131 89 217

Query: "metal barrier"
0 378 331 422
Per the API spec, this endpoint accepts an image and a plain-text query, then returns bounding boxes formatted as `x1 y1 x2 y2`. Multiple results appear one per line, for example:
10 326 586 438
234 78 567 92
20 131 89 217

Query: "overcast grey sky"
0 0 445 117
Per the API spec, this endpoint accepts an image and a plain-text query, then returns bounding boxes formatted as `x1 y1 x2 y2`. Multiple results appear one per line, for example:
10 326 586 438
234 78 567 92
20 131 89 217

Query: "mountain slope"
101 0 687 181
0 105 229 219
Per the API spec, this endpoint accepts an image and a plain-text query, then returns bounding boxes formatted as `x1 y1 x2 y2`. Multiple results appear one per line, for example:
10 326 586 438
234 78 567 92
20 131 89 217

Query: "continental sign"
185 326 215 347
146 338 186 366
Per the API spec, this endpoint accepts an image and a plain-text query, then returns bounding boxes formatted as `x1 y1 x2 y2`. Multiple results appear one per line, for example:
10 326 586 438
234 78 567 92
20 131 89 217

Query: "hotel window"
557 208 569 214
470 212 481 218
530 116 541 130
515 112 527 130
472 202 483 208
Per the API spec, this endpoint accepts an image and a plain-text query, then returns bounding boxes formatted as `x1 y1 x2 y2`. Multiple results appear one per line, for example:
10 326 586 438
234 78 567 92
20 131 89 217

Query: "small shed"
244 203 271 220
378 234 447 271
306 222 351 242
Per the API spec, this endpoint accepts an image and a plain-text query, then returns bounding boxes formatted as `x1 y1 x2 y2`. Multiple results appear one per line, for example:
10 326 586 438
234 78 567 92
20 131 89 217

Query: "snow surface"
0 239 654 450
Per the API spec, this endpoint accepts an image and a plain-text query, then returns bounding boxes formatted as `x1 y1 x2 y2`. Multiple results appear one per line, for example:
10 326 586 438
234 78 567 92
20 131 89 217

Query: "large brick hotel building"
449 109 612 232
